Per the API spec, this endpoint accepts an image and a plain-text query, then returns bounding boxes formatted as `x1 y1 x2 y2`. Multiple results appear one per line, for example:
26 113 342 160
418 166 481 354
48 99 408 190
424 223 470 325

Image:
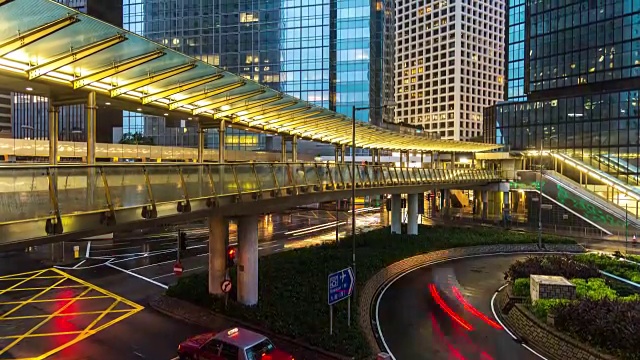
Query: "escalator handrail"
554 152 640 199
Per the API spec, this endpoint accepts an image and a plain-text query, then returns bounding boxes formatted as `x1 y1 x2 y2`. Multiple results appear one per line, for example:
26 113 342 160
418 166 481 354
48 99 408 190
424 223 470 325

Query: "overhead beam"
219 99 292 120
259 110 326 128
297 121 347 137
0 0 14 5
141 73 223 104
168 81 245 111
193 90 264 116
271 114 335 132
28 34 127 80
289 118 343 134
213 96 284 119
245 106 310 125
110 62 196 98
0 15 79 57
72 50 165 89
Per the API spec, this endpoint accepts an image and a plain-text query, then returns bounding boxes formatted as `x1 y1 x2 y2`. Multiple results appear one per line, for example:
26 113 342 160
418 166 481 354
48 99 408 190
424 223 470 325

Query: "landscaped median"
163 225 581 359
500 254 640 360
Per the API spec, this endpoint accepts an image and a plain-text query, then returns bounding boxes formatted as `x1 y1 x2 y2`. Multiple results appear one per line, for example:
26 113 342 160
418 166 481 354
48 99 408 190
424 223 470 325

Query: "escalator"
518 170 640 235
592 154 640 184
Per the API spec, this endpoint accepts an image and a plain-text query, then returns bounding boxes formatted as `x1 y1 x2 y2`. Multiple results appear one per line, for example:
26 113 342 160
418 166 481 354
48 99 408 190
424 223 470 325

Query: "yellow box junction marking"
0 268 144 359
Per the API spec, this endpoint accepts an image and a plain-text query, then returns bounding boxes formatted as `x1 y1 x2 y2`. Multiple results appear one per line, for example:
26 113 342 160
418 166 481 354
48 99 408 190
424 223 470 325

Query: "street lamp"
351 101 395 297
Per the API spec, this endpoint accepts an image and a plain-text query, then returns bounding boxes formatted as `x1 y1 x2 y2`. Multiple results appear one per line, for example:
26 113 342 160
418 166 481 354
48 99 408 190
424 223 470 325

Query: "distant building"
394 0 506 141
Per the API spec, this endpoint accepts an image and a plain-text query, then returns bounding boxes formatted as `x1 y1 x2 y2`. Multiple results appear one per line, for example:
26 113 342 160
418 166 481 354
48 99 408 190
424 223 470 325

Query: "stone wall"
360 243 585 354
496 285 616 360
530 274 577 302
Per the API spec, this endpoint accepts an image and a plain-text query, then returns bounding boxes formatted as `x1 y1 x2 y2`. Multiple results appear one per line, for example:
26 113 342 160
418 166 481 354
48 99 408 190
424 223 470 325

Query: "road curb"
149 295 352 360
359 243 586 355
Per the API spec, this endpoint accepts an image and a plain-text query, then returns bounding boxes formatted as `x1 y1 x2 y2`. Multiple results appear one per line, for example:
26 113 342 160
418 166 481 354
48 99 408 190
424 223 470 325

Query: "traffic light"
226 245 237 268
179 231 187 252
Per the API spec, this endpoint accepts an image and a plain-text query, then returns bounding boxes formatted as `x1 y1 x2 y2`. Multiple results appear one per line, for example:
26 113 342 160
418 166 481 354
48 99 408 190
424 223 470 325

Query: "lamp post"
538 141 543 249
351 102 395 298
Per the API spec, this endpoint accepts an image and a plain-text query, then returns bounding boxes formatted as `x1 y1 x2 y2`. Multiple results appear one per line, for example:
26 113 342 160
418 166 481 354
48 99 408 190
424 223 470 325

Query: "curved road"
378 254 540 360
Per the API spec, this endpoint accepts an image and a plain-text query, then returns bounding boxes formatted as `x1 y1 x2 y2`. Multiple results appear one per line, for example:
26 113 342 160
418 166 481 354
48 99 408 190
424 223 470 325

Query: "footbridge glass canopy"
0 0 500 153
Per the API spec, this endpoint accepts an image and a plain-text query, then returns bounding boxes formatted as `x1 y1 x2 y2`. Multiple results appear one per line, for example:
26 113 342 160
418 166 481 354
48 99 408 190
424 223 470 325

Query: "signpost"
327 267 355 335
221 279 232 293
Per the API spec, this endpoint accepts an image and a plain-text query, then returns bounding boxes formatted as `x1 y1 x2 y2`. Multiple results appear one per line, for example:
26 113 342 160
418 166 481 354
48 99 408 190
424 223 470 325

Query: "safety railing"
0 162 502 245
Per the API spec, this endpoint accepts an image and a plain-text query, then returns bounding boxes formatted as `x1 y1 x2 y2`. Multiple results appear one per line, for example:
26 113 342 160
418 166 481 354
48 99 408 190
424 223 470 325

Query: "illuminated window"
240 12 259 23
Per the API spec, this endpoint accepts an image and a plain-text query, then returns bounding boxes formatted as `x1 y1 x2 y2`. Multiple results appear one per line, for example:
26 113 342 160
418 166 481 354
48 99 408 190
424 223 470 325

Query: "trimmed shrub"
505 255 600 281
574 253 640 283
531 298 570 319
512 278 530 297
570 278 617 300
553 299 640 360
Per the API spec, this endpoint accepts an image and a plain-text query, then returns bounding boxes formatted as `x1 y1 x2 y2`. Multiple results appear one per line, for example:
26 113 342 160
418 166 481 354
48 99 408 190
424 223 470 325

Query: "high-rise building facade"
121 0 394 149
485 0 640 184
7 0 123 143
394 0 505 141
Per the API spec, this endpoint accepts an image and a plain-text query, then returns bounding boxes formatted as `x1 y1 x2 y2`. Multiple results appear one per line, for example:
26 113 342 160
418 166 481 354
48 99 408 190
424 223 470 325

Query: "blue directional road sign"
328 267 354 305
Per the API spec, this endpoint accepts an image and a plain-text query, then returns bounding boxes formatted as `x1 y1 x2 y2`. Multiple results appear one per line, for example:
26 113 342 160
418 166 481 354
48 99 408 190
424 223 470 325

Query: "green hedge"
513 278 530 297
167 225 575 359
574 253 640 283
531 299 570 319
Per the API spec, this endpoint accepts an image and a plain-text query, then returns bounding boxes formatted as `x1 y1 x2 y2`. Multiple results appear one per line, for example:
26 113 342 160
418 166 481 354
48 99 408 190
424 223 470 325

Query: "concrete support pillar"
390 194 402 234
341 144 346 163
281 136 287 162
48 105 59 165
420 152 424 167
208 215 228 296
86 91 96 165
237 215 259 306
406 151 411 167
292 135 298 162
218 120 226 163
335 145 339 163
197 124 205 163
503 190 510 224
431 189 438 217
407 193 419 235
443 189 451 218
371 149 376 164
482 190 489 220
451 152 456 170
377 149 381 164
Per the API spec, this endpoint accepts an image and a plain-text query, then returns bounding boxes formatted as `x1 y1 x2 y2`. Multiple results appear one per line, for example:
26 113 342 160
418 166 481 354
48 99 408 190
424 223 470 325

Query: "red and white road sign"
221 279 232 293
173 262 184 276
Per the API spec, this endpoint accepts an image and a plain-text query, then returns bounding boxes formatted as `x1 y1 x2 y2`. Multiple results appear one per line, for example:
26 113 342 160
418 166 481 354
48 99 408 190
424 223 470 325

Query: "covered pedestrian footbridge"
0 0 504 306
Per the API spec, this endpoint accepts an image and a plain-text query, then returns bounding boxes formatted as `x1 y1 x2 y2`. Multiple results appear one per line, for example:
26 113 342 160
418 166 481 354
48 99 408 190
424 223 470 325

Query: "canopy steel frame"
0 15 78 57
73 50 165 89
213 96 285 120
141 73 224 104
110 62 196 98
191 88 263 115
167 80 245 110
28 34 127 80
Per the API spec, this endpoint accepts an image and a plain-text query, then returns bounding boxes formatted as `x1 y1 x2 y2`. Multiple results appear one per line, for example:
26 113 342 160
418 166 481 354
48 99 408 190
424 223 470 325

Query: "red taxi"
177 327 294 360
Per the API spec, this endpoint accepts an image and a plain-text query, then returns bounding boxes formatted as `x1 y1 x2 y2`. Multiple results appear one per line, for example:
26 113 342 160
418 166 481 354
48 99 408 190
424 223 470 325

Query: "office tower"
485 0 640 184
124 0 394 149
394 0 506 141
8 0 123 143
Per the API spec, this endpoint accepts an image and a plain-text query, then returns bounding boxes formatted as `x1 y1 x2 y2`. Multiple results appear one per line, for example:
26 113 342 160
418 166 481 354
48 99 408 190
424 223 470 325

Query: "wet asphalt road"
377 255 542 360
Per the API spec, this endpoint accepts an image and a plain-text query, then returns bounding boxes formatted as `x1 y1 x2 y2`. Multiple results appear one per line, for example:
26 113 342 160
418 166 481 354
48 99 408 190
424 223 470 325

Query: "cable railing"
0 162 502 246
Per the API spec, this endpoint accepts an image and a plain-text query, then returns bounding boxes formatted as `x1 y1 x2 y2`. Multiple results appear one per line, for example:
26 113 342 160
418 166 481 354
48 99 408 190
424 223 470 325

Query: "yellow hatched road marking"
0 277 68 319
0 269 47 295
0 331 85 340
0 269 52 280
0 287 93 356
81 299 120 336
0 309 132 321
0 295 111 306
0 276 65 281
3 284 86 291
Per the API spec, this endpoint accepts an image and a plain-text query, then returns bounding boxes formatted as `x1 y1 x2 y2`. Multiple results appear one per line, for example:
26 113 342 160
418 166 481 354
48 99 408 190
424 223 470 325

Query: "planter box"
530 275 576 302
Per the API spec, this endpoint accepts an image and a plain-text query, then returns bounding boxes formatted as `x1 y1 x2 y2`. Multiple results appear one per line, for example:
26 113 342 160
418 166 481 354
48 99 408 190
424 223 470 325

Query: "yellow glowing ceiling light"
111 62 196 97
0 15 79 57
262 110 326 129
27 34 126 79
141 73 224 104
293 118 346 135
168 81 245 111
191 88 263 115
73 50 165 89
244 105 310 124
213 96 284 119
303 122 350 139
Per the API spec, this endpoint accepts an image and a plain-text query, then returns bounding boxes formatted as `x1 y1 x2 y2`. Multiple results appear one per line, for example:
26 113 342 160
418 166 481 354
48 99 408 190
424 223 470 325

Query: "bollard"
377 353 391 360
73 245 80 259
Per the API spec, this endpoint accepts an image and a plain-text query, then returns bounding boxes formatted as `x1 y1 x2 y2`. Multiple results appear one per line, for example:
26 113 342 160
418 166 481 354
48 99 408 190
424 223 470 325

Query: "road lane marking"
107 262 169 289
73 260 86 268
375 252 573 360
86 241 92 257
0 269 47 295
0 277 68 319
152 266 205 280
491 285 549 359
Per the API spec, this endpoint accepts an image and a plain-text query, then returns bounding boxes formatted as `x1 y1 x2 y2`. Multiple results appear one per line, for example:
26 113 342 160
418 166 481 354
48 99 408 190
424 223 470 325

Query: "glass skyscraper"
485 0 640 181
122 0 393 149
